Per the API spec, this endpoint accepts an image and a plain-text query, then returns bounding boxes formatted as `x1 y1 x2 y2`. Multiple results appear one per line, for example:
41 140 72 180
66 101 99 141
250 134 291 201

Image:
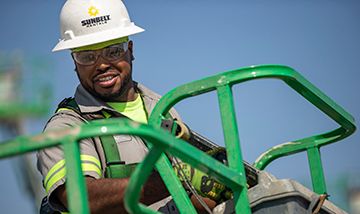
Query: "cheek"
115 61 132 74
76 67 94 85
77 70 87 79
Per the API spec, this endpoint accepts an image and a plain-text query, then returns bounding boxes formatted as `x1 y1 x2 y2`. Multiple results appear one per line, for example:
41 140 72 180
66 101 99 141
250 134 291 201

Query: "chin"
96 91 123 102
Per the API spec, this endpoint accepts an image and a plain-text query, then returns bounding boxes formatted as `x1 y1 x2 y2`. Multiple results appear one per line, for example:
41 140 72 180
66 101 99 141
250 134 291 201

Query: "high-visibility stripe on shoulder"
56 107 74 113
44 155 102 193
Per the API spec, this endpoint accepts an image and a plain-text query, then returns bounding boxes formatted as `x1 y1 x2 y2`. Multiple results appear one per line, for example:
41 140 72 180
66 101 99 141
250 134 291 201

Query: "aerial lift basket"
0 65 355 214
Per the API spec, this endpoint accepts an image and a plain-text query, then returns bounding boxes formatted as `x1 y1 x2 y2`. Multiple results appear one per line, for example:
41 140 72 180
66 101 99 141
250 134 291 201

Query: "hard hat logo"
88 6 99 17
81 15 111 28
81 6 109 28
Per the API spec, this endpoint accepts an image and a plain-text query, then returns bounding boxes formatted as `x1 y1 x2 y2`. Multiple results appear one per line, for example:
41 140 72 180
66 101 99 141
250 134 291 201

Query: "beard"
76 70 134 102
92 75 133 102
93 84 130 102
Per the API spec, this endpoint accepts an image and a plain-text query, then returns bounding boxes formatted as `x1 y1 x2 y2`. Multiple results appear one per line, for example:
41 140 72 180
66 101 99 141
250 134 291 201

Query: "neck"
120 84 137 102
113 80 137 102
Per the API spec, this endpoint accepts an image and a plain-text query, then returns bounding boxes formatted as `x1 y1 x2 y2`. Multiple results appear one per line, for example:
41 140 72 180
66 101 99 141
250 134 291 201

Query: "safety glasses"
72 42 128 66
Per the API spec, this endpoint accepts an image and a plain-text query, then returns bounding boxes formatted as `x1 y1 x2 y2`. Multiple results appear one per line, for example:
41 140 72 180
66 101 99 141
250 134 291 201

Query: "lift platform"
0 65 356 213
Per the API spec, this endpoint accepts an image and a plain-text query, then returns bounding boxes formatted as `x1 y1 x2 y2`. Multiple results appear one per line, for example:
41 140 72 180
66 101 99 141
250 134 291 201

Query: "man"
37 0 218 213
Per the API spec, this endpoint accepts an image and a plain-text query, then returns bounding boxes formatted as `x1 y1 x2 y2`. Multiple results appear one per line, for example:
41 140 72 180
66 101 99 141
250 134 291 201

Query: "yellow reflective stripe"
44 155 102 193
56 107 73 113
46 167 66 193
44 160 65 188
44 155 100 186
81 155 101 169
45 162 102 193
81 163 102 177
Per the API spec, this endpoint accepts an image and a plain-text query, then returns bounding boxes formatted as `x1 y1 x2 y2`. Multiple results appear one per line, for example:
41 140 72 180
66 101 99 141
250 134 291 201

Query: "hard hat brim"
52 24 144 52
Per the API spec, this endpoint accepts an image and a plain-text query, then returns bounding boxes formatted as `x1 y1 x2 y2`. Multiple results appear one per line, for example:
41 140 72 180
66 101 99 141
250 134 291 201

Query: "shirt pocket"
115 135 148 165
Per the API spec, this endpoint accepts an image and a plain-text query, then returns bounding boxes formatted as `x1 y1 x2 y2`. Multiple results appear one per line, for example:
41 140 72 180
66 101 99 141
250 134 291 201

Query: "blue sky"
1 0 359 213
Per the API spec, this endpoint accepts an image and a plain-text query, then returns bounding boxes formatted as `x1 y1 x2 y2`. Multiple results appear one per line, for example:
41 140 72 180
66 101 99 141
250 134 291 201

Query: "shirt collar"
74 84 112 113
74 82 161 115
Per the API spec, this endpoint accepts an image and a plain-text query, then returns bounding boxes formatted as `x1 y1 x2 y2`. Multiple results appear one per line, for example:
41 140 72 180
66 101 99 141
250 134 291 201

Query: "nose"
95 57 111 73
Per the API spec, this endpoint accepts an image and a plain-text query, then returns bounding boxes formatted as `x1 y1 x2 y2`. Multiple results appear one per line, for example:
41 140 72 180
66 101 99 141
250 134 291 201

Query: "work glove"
174 148 232 203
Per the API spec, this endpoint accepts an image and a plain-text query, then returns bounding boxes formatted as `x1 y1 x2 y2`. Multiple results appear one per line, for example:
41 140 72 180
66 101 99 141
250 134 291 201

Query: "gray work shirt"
37 83 180 212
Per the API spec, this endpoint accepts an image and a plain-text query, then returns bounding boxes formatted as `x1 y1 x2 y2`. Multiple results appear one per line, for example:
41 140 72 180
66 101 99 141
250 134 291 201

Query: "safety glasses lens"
73 51 97 65
72 42 128 65
103 43 127 61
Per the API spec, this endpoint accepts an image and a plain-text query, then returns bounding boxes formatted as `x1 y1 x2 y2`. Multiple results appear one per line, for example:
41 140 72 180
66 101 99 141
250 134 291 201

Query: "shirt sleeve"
37 110 102 211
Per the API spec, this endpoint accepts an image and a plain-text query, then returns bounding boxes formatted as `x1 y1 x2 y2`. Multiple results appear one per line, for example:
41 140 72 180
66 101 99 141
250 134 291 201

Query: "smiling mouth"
99 76 114 82
95 75 119 88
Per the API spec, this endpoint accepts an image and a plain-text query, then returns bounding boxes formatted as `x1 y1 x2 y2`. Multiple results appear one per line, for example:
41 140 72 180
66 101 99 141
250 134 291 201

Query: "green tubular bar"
0 126 90 214
138 64 357 214
217 85 250 213
0 119 243 213
0 86 51 119
0 102 50 118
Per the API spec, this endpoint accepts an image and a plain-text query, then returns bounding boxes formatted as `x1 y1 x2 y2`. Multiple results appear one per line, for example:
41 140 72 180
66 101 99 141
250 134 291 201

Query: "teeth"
99 76 113 82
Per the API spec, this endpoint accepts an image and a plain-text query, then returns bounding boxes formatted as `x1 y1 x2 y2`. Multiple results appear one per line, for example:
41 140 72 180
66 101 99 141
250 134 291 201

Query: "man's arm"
55 172 217 214
55 171 169 214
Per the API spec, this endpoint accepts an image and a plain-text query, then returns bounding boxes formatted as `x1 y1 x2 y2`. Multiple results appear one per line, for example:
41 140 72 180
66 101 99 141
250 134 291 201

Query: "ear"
71 53 79 72
128 40 133 52
128 40 135 61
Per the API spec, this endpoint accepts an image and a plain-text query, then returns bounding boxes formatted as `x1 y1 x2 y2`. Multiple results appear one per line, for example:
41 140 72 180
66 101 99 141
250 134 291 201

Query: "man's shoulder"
44 98 87 132
135 82 162 101
135 82 182 121
57 97 81 113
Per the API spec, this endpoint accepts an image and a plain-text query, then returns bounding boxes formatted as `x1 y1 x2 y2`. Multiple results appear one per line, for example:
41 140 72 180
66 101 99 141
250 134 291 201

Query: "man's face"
73 41 134 102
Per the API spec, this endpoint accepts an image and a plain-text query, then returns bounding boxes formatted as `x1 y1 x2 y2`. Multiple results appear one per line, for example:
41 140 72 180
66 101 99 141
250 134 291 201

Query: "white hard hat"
52 0 144 52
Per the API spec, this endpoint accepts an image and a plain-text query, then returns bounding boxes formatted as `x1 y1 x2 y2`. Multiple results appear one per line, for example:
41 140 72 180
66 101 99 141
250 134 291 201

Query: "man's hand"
174 162 232 203
141 170 170 205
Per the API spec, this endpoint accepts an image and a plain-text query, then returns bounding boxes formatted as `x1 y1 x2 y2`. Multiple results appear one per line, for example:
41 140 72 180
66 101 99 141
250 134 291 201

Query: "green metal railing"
0 65 356 213
0 54 51 119
0 119 241 213
125 64 356 213
0 101 50 119
0 82 51 119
